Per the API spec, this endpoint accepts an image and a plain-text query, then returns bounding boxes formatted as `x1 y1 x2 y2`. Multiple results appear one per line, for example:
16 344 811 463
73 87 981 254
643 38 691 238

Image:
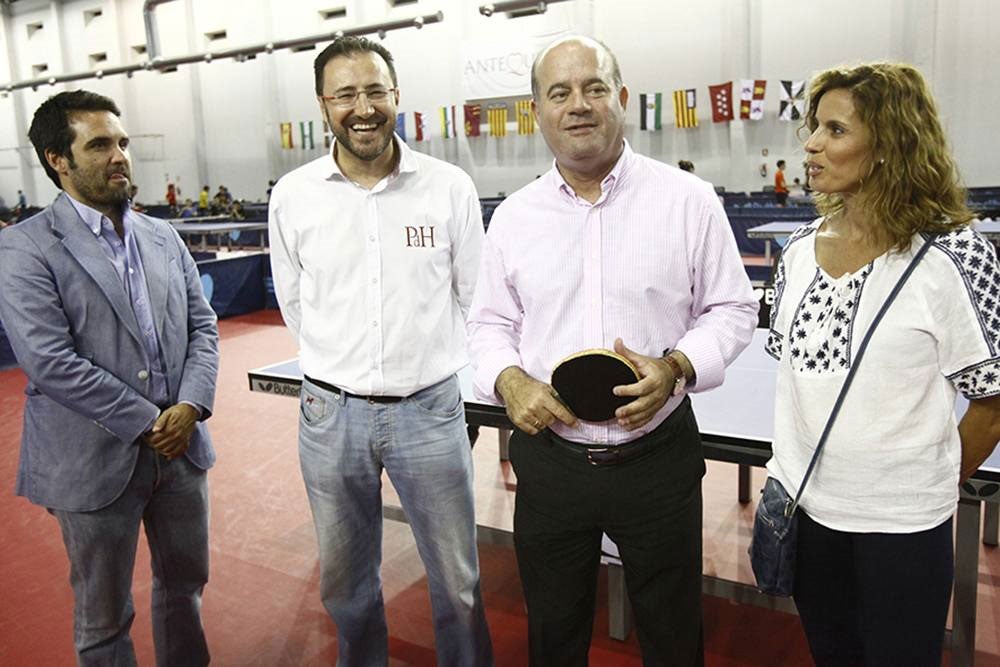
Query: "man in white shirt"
268 37 492 666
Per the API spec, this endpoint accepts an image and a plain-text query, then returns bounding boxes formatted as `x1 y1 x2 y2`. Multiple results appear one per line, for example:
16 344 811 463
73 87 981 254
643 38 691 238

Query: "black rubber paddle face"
551 353 640 422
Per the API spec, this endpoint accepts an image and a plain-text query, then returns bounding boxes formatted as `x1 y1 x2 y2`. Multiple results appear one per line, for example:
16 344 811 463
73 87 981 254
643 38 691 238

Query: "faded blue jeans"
50 444 210 666
298 374 492 667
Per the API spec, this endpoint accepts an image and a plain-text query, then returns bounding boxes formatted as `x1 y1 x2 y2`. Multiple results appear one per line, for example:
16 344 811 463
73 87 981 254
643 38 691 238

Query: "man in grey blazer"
0 90 218 666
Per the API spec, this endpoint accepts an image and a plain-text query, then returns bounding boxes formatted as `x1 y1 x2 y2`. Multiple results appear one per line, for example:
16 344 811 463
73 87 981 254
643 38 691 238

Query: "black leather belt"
547 397 691 467
303 375 404 404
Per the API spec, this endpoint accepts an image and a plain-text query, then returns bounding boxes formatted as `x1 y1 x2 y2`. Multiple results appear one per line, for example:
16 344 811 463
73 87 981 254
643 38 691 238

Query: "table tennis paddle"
550 348 641 422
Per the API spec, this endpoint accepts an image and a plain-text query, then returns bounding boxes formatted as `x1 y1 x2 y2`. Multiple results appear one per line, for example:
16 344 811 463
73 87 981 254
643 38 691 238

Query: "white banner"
461 30 572 100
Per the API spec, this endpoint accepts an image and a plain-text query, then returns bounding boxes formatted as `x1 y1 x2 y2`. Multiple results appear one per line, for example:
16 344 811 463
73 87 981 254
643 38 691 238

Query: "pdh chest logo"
405 226 436 248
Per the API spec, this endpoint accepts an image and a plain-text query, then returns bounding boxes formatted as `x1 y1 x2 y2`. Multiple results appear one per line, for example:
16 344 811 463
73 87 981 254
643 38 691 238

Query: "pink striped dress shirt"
468 142 758 445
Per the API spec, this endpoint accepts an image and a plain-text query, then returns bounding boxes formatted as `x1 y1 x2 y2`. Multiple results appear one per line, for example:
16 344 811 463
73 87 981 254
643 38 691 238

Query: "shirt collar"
324 133 417 183
549 139 635 202
65 192 133 237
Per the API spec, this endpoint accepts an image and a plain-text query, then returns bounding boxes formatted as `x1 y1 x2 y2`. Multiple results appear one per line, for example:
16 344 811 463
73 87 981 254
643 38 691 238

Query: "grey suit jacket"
0 193 219 511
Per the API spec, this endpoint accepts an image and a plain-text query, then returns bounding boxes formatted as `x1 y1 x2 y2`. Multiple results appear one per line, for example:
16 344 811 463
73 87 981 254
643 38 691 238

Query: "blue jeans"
298 374 493 667
50 445 210 667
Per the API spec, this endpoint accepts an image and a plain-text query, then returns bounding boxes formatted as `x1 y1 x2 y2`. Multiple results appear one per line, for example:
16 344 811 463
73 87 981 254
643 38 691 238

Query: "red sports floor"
1 310 997 666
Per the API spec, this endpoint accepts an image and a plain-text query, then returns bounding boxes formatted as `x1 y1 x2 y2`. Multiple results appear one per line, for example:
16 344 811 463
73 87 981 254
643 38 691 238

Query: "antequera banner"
461 30 571 99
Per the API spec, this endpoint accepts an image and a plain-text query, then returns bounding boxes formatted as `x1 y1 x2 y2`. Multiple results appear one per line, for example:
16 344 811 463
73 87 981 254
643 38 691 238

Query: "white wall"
0 0 997 207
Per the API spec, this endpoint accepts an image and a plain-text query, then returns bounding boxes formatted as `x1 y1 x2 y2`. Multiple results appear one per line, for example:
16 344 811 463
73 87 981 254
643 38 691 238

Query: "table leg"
738 464 751 504
951 497 981 667
607 562 632 641
498 428 510 461
764 239 772 264
984 502 999 547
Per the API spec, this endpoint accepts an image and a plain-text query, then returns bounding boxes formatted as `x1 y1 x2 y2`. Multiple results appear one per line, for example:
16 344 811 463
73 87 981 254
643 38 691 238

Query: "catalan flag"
673 89 698 129
464 104 481 137
488 104 507 137
299 120 314 150
440 105 456 138
639 93 662 131
279 122 293 149
515 99 534 135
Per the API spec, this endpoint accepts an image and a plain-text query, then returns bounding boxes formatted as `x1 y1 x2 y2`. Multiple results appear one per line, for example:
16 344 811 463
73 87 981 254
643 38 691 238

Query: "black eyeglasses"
319 87 397 108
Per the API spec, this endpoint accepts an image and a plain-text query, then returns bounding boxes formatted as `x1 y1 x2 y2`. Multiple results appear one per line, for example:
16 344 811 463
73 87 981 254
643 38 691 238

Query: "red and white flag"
739 79 766 120
708 82 733 123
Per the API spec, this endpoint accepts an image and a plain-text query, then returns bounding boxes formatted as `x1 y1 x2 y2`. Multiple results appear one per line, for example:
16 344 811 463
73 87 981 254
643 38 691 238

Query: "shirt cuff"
179 400 205 419
474 350 524 405
673 328 726 392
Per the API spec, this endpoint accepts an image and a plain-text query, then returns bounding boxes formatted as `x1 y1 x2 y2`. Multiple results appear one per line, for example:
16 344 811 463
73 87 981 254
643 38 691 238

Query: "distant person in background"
18 189 27 208
678 159 695 172
179 198 198 218
774 159 789 206
788 177 810 205
165 182 178 214
229 199 245 220
766 62 1000 666
129 184 146 213
266 179 276 200
198 185 210 212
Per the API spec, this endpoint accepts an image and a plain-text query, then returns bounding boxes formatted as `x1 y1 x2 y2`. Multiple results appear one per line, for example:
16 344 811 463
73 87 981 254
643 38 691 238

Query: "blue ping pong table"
249 330 1000 667
747 218 1000 265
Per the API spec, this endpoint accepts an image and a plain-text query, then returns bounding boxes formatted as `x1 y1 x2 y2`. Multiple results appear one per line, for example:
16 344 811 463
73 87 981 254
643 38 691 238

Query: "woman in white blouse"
766 62 1000 666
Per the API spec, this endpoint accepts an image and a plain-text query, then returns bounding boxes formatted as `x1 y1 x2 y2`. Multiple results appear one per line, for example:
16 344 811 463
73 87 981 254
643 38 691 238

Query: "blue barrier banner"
196 253 267 318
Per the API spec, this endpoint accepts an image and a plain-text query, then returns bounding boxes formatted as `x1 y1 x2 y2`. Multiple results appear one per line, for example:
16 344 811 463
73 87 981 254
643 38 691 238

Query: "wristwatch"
662 352 688 396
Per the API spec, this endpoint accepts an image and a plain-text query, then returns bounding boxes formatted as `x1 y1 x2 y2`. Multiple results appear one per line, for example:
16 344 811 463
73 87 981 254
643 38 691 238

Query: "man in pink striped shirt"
468 36 757 665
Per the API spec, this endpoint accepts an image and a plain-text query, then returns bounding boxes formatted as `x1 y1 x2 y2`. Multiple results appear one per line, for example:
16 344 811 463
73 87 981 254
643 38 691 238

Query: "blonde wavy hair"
804 63 972 250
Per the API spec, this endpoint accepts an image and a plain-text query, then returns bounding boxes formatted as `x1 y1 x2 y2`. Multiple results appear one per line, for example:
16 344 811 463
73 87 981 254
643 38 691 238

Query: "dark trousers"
793 510 953 667
509 399 706 667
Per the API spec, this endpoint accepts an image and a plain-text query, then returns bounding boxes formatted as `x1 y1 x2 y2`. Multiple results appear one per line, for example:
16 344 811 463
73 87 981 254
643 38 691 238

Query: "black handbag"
749 235 935 597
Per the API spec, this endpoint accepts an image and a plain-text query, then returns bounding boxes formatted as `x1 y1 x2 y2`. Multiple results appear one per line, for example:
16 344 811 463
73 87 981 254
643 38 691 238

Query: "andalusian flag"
488 105 507 137
440 105 456 138
639 93 662 131
414 111 425 142
515 100 534 135
299 121 314 150
779 80 805 121
464 104 481 137
279 122 293 149
395 113 406 142
740 79 766 120
673 89 698 128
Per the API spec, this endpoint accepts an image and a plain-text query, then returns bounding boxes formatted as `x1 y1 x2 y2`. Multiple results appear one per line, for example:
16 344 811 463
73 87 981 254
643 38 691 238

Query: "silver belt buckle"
586 447 610 466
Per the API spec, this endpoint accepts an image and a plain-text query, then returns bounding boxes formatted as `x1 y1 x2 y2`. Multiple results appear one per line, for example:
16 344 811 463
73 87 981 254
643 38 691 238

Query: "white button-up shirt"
268 137 483 396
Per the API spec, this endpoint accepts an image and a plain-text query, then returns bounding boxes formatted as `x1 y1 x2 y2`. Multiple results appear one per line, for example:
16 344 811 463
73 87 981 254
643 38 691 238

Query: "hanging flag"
740 79 766 120
440 105 456 138
395 113 406 142
299 121 314 150
488 104 507 137
414 111 425 142
639 93 662 131
464 104 481 137
323 120 332 148
779 80 805 121
708 82 734 123
515 99 534 135
280 122 293 149
673 89 698 129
